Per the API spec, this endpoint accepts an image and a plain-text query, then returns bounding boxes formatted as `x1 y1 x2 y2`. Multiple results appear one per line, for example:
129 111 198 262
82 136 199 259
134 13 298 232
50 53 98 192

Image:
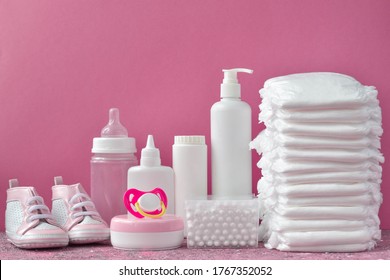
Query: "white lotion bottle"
173 135 207 235
127 135 175 216
211 68 253 198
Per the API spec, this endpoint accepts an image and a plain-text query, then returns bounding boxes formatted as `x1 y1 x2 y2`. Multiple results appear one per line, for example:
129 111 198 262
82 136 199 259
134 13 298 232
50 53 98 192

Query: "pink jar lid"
110 214 184 233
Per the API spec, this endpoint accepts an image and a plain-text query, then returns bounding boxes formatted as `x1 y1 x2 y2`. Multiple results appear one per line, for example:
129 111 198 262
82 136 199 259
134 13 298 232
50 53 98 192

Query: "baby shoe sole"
69 237 109 244
8 237 69 249
69 229 110 244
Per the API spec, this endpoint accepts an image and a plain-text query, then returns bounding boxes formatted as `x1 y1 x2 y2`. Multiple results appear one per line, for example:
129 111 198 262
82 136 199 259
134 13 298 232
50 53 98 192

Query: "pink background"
0 0 389 231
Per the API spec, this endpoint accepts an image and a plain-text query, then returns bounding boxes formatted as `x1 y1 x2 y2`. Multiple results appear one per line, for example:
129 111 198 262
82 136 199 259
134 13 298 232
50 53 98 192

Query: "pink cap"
110 214 184 233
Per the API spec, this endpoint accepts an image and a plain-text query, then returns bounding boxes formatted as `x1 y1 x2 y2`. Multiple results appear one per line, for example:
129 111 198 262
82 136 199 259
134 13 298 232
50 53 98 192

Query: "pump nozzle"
221 68 253 98
101 108 128 138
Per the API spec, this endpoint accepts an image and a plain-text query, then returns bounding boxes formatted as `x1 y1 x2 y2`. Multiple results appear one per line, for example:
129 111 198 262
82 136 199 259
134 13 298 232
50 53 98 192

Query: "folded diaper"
251 130 381 152
257 191 382 219
260 73 378 109
259 158 382 174
259 181 380 198
258 192 381 219
261 146 384 163
259 104 381 124
261 215 379 232
270 170 381 184
267 228 380 247
273 205 378 221
274 242 376 252
266 119 383 139
276 193 381 207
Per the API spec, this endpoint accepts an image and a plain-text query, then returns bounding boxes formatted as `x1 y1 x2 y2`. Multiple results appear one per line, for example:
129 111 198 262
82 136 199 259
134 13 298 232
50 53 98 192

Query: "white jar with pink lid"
110 187 184 250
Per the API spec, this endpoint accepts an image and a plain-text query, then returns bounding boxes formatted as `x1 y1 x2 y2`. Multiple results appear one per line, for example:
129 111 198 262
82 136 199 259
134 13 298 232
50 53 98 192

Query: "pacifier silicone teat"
101 108 128 138
124 188 168 219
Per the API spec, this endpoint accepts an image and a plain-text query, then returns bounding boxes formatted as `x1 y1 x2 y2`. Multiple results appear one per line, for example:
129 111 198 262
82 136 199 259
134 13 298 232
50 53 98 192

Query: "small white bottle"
173 136 207 234
211 68 253 198
127 135 175 216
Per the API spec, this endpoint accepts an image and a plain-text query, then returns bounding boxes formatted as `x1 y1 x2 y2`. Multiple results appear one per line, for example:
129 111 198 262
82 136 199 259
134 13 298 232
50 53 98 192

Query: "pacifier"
124 188 168 219
112 188 183 250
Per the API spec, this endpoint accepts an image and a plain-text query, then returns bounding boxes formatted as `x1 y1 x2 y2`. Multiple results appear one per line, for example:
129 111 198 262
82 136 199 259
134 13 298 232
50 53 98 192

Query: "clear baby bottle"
91 108 138 224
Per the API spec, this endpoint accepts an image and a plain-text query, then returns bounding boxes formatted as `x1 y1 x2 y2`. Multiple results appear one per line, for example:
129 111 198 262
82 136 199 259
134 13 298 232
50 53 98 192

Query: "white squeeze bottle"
127 135 175 215
211 68 253 198
91 108 138 224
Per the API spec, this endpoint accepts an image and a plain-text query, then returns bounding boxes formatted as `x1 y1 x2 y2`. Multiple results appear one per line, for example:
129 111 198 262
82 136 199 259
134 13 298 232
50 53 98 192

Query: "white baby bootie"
51 176 110 244
5 179 69 249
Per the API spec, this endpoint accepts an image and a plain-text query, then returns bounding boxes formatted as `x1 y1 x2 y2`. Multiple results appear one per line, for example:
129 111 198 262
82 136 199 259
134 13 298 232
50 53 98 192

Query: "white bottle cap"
140 135 161 166
220 68 253 98
174 135 205 145
92 108 136 153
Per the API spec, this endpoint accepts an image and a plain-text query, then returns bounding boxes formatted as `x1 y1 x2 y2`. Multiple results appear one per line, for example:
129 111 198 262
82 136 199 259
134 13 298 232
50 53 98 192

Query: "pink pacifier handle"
123 188 168 219
123 188 144 218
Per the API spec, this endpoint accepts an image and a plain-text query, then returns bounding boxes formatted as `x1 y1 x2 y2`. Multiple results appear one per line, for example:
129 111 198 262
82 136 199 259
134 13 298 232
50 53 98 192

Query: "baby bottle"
91 108 138 224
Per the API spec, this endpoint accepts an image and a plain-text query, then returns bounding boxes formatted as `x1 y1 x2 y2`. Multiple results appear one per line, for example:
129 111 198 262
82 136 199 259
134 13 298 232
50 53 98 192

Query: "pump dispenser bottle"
211 68 253 198
91 108 138 224
127 135 175 216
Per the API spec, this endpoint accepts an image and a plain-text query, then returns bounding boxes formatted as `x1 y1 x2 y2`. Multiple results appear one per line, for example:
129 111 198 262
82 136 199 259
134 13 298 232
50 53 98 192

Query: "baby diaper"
265 119 383 139
269 170 381 184
261 215 379 232
250 130 381 152
259 104 381 124
259 158 382 174
276 193 381 207
266 228 380 247
274 242 376 252
273 205 378 220
260 146 384 163
257 192 382 218
260 73 378 109
257 182 382 218
259 193 382 217
268 227 381 248
272 182 380 198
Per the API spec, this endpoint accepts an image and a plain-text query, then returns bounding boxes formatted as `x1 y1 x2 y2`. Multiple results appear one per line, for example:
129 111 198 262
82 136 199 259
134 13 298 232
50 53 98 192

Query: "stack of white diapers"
250 73 384 252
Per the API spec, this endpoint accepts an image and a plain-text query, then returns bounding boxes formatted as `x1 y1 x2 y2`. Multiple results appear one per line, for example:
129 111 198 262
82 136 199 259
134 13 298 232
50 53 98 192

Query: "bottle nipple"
101 108 128 138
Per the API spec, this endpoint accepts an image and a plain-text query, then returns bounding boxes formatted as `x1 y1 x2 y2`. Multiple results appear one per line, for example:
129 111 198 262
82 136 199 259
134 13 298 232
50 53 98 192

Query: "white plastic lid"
140 135 161 166
220 68 253 98
92 108 136 154
92 137 136 153
174 135 205 145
